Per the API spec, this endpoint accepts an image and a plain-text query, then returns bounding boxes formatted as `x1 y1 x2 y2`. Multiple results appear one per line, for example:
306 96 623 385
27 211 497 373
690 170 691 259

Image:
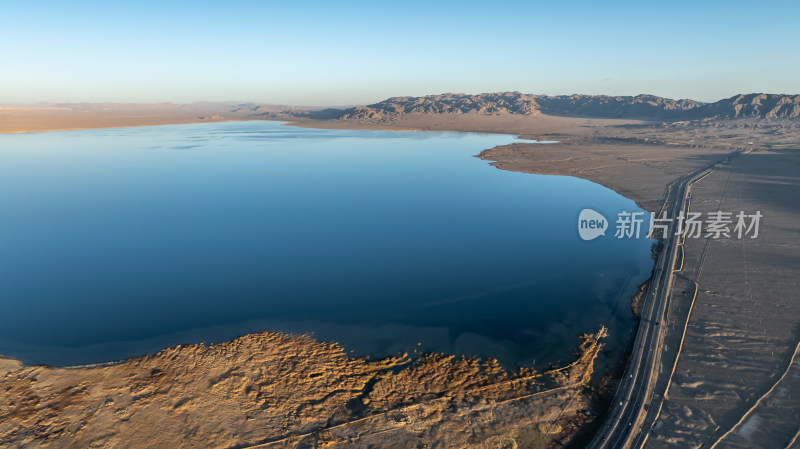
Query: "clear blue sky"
1 0 798 105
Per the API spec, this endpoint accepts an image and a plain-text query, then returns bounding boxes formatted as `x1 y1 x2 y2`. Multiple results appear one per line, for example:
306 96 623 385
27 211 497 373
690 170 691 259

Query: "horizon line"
3 91 798 109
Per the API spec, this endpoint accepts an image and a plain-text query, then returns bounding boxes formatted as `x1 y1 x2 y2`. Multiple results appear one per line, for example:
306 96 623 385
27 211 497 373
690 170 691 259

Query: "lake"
0 121 653 369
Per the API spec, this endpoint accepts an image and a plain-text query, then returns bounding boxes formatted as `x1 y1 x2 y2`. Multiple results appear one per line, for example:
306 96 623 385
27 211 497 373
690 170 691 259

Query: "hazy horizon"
2 0 798 105
3 90 800 109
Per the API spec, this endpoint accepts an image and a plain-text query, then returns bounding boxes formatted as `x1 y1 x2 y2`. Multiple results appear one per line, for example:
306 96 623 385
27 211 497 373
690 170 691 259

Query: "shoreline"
1 328 609 448
0 117 262 134
0 105 268 134
0 115 658 372
0 116 652 447
0 118 647 372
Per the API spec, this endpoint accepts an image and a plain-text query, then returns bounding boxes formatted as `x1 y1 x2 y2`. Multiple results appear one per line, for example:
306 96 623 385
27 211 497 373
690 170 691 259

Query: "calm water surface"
0 121 653 368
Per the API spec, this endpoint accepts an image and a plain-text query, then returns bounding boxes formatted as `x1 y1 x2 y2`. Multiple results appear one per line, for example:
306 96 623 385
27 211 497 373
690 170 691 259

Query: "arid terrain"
0 103 313 134
644 146 800 449
1 329 607 448
1 92 799 448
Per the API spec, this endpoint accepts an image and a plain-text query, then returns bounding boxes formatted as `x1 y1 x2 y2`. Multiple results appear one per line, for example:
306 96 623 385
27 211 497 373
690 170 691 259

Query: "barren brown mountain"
326 92 800 121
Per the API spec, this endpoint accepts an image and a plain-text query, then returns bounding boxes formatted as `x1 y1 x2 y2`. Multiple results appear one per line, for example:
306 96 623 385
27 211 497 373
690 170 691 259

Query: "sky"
1 0 798 105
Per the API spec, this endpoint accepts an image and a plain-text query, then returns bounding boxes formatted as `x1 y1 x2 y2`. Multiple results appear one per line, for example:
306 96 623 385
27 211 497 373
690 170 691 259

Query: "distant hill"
335 92 800 121
697 94 800 119
47 102 297 115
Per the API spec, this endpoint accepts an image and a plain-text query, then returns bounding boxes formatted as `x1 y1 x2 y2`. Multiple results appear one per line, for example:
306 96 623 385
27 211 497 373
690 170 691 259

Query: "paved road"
586 152 740 449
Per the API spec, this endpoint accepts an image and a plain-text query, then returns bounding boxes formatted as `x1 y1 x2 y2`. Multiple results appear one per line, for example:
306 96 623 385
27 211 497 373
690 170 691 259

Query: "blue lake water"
0 121 654 369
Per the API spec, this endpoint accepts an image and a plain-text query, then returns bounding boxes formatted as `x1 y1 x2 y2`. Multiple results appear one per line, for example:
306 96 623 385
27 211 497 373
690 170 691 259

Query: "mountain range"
333 92 800 121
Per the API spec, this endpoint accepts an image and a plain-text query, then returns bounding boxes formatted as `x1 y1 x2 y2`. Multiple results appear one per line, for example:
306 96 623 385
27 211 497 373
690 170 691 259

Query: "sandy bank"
0 105 262 134
0 329 606 448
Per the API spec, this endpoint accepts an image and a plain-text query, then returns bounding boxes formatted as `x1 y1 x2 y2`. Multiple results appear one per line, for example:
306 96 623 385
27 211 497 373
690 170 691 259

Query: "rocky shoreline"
1 328 607 448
